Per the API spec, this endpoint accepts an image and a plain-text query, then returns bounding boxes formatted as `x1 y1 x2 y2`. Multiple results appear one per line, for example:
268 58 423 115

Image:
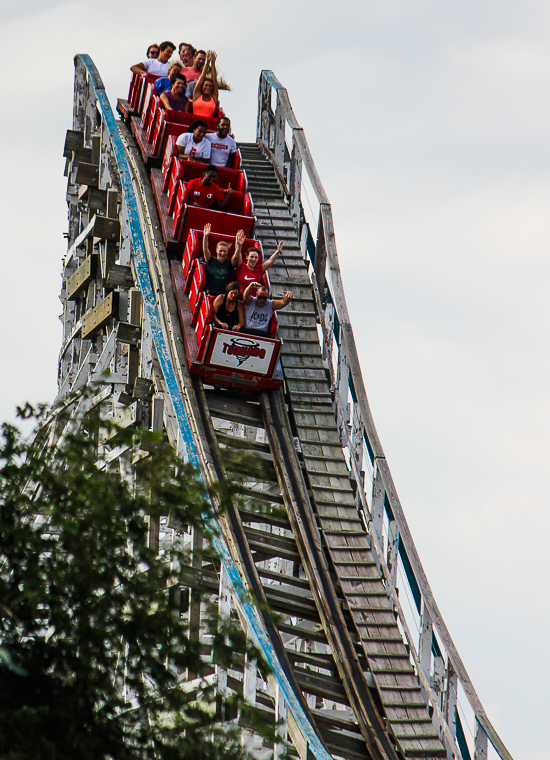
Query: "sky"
1 1 549 757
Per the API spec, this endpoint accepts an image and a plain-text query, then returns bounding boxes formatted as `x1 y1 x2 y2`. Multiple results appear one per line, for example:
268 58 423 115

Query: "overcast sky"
1 2 549 758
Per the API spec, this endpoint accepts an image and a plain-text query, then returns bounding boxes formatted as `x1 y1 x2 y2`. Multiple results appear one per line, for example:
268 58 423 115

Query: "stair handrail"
257 69 513 760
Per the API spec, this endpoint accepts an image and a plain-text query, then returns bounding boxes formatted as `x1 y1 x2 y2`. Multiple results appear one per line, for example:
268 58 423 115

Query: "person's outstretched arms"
272 290 293 311
219 184 233 209
202 223 212 261
262 240 283 272
210 50 220 102
192 52 210 101
231 230 246 266
243 281 260 307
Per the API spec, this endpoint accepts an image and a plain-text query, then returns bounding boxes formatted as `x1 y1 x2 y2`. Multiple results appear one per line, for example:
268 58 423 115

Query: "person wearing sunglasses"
242 282 293 336
147 44 159 58
131 41 175 77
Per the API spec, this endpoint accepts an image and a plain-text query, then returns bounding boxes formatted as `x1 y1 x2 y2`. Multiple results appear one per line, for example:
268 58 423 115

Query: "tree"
0 400 275 760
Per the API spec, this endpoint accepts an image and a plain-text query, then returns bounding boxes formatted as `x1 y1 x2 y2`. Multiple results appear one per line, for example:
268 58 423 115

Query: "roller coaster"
51 54 513 760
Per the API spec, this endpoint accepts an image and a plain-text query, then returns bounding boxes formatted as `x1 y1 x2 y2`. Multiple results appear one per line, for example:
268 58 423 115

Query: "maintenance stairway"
239 143 446 759
51 57 513 760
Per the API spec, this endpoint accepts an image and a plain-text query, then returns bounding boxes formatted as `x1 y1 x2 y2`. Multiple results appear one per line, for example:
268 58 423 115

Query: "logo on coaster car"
221 337 266 366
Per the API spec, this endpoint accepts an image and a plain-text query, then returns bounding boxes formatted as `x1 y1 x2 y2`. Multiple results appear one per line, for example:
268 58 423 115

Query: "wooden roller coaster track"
47 54 513 760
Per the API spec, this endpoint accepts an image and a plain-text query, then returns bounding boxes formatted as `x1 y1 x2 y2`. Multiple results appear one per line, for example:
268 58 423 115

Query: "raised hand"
204 222 211 236
236 229 245 246
276 241 284 253
226 183 233 196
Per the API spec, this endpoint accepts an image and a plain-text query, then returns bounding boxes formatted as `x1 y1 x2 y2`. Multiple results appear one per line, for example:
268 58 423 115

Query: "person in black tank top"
213 281 245 330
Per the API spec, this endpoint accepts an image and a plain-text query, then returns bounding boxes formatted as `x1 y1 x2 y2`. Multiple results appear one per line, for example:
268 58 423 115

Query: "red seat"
194 293 213 361
142 91 159 133
268 311 278 338
165 159 247 215
162 136 178 191
159 109 219 132
174 201 254 245
182 229 260 278
129 73 158 115
184 260 206 325
149 110 217 163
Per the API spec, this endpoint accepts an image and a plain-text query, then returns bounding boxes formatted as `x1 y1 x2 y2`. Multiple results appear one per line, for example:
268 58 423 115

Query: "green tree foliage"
0 402 276 760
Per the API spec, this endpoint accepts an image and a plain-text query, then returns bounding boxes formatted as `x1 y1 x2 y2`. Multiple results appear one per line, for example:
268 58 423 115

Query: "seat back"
267 311 278 338
222 190 253 216
194 293 213 351
176 206 255 245
171 182 188 234
127 72 142 111
185 260 206 324
162 110 219 132
142 90 159 132
161 136 178 190
130 73 158 115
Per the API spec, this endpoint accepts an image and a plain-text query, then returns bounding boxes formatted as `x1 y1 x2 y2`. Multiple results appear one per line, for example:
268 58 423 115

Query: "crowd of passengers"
131 41 294 337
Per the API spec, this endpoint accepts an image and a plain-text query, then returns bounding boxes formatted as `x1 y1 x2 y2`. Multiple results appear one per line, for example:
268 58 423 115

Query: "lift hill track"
50 54 512 760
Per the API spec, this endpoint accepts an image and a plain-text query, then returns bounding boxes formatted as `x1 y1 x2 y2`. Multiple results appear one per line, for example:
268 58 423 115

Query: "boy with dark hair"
186 166 233 209
131 41 175 77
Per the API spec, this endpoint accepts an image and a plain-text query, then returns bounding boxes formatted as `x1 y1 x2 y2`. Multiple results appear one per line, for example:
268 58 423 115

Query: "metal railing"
257 69 513 760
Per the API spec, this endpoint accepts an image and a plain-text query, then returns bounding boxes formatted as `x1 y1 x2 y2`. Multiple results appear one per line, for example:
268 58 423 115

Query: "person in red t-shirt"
234 237 283 295
186 165 233 209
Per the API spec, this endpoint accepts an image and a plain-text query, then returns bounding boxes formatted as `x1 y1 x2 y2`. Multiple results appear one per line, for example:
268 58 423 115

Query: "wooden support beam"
474 721 488 760
64 129 83 157
75 161 99 187
106 264 133 289
116 321 141 346
81 291 119 339
66 254 98 300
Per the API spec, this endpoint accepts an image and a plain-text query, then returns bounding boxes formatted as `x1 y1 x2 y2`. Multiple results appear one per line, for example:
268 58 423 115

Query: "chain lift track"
52 55 513 760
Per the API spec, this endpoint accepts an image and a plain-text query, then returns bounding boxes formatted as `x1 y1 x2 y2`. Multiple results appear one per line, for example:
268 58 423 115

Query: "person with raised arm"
213 282 245 331
160 73 188 111
131 41 175 77
202 223 241 296
234 240 283 294
175 121 211 162
189 51 223 118
186 166 233 209
205 117 237 167
242 283 293 336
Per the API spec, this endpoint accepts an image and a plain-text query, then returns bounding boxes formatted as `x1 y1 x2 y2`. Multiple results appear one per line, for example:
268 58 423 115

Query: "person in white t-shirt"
131 40 175 77
175 121 211 162
242 283 293 336
205 118 237 168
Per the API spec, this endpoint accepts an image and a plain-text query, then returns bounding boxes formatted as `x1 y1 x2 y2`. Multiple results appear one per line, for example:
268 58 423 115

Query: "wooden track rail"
50 55 513 760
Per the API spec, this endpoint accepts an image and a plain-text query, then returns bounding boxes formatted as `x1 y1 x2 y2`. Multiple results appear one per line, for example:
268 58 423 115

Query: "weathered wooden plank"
81 292 119 338
63 129 83 157
106 264 133 288
66 254 98 300
75 161 99 187
92 215 120 242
